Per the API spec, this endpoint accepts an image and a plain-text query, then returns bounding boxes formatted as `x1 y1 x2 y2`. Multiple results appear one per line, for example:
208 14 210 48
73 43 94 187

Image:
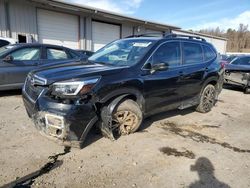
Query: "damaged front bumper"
22 89 98 148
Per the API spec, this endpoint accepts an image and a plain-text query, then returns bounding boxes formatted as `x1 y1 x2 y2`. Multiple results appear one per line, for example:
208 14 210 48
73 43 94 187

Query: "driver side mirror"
3 55 14 63
150 63 168 74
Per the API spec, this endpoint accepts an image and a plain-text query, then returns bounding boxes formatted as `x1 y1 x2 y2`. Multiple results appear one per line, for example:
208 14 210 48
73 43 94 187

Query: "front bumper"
22 90 98 148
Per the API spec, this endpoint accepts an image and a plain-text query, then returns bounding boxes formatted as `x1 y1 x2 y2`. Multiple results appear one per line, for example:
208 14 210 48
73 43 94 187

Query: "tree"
198 24 250 52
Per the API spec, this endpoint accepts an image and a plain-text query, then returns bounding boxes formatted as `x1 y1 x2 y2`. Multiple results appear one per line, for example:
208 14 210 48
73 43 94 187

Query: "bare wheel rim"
113 110 139 135
202 87 215 111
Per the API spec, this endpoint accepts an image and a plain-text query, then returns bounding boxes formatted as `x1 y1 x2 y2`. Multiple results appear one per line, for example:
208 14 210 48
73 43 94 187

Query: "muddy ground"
0 86 250 188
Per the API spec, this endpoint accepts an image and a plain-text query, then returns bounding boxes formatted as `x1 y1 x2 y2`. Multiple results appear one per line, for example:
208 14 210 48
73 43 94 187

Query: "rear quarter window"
183 42 203 65
203 45 216 61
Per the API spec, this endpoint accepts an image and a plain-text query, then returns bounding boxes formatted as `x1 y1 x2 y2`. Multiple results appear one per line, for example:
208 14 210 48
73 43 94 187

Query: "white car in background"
0 37 17 47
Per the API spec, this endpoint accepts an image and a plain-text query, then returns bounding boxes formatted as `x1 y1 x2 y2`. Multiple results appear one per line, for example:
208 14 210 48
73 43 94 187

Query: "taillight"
220 60 228 69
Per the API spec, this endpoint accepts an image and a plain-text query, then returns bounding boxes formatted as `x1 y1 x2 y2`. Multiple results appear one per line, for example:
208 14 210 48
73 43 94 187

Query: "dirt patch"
160 122 250 153
3 146 71 187
221 112 231 118
159 147 195 159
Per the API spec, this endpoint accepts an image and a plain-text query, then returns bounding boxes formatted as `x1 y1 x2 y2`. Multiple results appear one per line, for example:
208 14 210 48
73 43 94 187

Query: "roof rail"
165 34 206 41
125 33 206 42
125 32 165 38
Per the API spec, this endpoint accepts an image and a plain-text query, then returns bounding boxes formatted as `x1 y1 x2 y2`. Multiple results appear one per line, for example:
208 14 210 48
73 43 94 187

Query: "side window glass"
239 57 250 65
203 45 216 61
183 42 203 65
149 42 181 68
68 50 80 59
9 48 40 60
47 48 68 60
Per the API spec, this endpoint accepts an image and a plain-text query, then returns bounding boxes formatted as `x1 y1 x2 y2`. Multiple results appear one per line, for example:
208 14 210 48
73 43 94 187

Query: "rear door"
41 47 73 65
178 41 207 101
143 41 183 115
0 47 41 87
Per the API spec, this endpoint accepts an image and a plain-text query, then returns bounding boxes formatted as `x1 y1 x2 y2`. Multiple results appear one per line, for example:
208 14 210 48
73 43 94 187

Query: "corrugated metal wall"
0 0 7 37
8 0 37 40
1 0 170 51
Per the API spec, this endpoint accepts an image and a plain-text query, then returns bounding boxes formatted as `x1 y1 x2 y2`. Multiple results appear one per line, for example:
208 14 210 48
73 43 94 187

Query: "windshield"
89 39 155 66
0 45 15 57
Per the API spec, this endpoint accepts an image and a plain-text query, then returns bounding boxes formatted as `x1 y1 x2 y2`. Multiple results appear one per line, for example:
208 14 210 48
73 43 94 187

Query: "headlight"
51 78 99 96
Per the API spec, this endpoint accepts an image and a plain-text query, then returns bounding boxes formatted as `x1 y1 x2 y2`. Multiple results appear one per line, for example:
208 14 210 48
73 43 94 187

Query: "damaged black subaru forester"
22 34 224 148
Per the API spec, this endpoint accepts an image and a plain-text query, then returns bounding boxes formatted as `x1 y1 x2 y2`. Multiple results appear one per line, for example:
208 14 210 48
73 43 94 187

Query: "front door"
142 41 183 115
0 47 41 88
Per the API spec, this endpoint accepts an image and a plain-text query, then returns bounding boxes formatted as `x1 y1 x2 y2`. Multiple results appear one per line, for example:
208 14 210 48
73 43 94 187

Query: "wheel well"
207 80 217 86
95 94 138 114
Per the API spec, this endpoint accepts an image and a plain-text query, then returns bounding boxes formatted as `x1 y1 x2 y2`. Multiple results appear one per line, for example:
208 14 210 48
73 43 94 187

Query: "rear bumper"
22 91 98 148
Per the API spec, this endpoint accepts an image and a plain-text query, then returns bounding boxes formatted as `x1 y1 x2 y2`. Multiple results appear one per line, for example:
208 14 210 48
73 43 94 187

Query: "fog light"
45 114 64 128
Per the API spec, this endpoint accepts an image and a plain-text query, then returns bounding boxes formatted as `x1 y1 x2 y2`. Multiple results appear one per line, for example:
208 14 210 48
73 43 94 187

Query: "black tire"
196 84 216 113
112 99 143 135
244 87 250 94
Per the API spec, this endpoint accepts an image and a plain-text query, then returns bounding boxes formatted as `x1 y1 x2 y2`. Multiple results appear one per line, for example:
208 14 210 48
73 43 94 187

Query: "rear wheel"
196 84 216 113
112 99 142 135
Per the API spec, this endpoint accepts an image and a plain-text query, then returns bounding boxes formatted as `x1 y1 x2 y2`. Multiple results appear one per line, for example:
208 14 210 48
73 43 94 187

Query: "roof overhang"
173 29 228 41
29 0 180 30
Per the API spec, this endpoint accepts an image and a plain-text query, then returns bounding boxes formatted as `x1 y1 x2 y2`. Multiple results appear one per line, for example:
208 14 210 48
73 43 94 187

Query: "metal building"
0 0 227 53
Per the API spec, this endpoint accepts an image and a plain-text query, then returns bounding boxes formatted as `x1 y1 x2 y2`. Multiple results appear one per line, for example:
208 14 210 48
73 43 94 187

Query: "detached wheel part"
244 87 250 94
196 84 216 113
112 99 142 135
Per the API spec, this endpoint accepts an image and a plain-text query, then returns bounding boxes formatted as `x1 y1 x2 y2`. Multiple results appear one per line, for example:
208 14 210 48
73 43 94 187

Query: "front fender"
99 94 131 140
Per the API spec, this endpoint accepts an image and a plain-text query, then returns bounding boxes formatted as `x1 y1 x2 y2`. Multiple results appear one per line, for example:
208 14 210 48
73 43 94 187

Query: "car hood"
38 59 84 69
225 64 250 71
31 62 126 85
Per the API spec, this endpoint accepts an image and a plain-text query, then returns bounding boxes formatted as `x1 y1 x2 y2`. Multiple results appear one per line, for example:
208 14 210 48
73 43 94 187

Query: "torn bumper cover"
22 91 98 148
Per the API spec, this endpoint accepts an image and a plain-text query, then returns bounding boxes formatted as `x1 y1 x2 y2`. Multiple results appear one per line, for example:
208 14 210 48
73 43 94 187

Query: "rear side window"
0 39 10 48
203 45 216 61
68 50 80 59
47 48 68 60
183 42 203 65
231 57 250 65
149 41 181 67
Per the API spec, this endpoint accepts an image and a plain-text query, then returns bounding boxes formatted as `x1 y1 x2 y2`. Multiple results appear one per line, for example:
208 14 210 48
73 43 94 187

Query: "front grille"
24 75 45 102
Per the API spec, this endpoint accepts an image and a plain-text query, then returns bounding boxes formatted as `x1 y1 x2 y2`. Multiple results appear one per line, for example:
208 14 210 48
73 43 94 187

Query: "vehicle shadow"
81 127 103 148
0 89 22 97
189 157 230 188
223 84 244 92
83 107 195 148
139 107 195 132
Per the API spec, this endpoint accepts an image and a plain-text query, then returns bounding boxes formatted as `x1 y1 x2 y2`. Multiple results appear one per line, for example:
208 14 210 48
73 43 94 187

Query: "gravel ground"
0 87 250 188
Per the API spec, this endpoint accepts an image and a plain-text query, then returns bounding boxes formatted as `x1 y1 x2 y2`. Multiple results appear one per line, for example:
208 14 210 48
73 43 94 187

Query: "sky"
66 0 250 31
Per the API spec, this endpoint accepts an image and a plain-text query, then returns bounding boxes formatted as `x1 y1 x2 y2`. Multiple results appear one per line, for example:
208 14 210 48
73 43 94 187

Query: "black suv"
22 34 224 148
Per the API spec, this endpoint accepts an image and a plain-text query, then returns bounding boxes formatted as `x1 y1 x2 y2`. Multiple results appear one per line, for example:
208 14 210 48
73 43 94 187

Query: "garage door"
92 21 120 52
37 9 79 49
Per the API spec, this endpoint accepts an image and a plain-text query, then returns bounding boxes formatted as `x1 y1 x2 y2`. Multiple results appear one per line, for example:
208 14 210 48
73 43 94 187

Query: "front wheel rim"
113 110 139 135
